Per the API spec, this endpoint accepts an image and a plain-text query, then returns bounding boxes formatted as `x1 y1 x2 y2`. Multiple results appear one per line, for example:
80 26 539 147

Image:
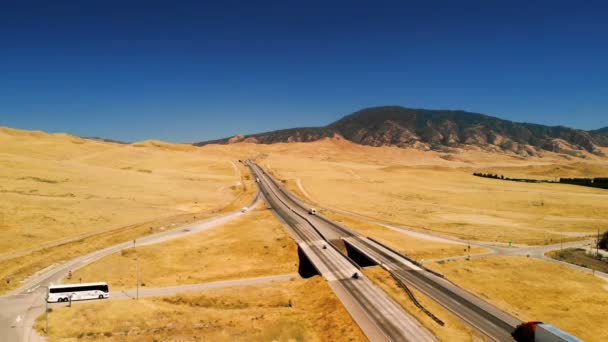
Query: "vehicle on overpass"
512 321 582 342
47 282 109 303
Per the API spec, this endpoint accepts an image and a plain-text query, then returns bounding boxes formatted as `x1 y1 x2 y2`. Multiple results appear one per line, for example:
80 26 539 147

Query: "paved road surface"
0 192 260 342
9 274 297 342
251 163 435 342
253 162 522 341
295 178 608 281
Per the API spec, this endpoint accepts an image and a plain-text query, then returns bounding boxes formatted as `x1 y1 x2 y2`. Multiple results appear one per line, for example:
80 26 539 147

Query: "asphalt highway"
250 163 435 342
252 162 523 341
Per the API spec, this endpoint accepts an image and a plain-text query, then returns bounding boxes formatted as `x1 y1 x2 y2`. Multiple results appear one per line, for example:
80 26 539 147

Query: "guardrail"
367 237 445 279
255 163 448 326
387 270 445 326
250 165 361 271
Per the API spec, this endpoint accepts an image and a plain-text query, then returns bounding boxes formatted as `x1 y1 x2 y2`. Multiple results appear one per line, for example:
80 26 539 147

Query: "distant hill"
591 127 608 135
82 136 129 144
194 106 608 157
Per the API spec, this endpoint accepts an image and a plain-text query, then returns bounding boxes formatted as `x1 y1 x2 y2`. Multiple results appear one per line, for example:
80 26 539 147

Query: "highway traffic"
250 162 436 341
250 162 522 341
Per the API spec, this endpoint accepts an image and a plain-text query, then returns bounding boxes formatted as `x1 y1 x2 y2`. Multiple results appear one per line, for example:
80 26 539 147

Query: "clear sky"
1 0 607 142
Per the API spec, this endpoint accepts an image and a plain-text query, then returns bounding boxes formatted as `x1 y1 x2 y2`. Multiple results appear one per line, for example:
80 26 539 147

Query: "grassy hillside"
251 138 608 245
0 127 245 256
195 106 608 155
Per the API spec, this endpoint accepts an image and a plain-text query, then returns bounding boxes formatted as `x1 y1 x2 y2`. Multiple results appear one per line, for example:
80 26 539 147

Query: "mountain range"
194 106 608 157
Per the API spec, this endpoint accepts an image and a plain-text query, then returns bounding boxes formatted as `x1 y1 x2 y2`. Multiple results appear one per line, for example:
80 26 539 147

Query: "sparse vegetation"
600 231 608 250
429 256 608 342
560 177 608 189
472 173 608 190
0 211 217 294
547 248 608 273
472 172 550 183
36 277 366 341
261 141 608 244
68 203 298 289
0 127 255 294
321 210 488 260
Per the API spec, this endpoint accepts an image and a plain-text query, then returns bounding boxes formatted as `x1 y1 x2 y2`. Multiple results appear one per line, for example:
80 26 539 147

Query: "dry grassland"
0 128 244 254
0 127 254 294
363 266 479 341
69 204 298 289
322 211 488 260
249 138 608 245
1 211 216 294
36 277 366 341
429 256 608 341
547 248 608 273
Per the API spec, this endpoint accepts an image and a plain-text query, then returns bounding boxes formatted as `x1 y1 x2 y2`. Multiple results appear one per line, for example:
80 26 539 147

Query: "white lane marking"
27 285 40 293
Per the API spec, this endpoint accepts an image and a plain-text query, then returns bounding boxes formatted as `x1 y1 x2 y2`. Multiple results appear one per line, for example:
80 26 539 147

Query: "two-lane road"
0 192 260 342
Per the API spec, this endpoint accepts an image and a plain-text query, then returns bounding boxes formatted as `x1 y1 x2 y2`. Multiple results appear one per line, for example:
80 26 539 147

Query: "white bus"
47 282 109 303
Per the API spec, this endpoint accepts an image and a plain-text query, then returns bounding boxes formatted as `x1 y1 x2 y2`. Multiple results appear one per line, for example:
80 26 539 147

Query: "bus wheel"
98 295 103 299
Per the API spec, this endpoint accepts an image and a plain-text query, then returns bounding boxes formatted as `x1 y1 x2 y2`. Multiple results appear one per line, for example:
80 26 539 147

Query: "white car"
241 207 248 213
308 208 316 215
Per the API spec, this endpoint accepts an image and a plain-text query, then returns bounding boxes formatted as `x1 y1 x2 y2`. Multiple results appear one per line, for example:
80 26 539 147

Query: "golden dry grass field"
4 127 608 341
36 277 366 341
323 210 488 260
0 127 254 294
0 127 245 255
247 138 608 245
429 256 608 342
70 203 298 289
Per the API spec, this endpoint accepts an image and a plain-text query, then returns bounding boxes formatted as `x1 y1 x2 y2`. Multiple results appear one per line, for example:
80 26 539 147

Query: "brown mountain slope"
194 106 608 157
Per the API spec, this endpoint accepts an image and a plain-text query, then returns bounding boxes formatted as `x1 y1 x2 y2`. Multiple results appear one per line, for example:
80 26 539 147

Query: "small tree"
599 231 608 250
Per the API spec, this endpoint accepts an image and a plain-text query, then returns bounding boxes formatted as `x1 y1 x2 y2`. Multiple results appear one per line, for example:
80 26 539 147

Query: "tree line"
472 173 545 183
473 173 608 189
600 231 608 250
559 177 608 189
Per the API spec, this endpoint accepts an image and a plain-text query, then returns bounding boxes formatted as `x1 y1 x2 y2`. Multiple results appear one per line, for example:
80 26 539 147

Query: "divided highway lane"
0 192 260 342
252 163 521 341
250 163 435 342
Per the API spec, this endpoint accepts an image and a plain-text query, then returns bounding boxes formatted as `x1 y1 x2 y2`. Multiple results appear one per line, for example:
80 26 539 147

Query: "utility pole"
44 296 48 334
597 227 601 258
133 239 139 300
136 256 140 300
467 230 471 260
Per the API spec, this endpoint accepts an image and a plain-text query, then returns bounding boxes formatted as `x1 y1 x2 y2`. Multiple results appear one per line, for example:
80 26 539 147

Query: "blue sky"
0 0 607 142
